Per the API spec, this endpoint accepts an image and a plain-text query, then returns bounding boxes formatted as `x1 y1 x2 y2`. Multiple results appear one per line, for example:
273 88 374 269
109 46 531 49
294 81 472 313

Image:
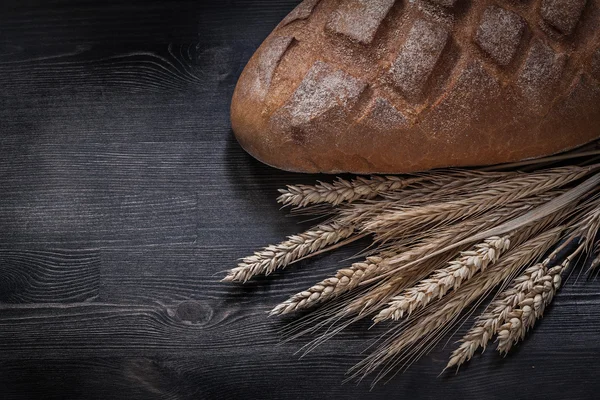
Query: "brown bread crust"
231 0 600 174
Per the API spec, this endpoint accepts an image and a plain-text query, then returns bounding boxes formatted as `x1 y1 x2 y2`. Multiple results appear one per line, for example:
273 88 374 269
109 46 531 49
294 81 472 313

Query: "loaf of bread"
231 0 600 174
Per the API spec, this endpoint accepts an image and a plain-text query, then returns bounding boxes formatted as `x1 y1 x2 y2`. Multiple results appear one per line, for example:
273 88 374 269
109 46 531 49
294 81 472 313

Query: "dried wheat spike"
446 260 549 369
270 255 385 316
496 207 600 354
380 171 511 201
273 220 487 316
277 176 424 208
354 228 564 381
273 196 558 316
345 200 574 318
365 166 594 236
270 233 461 316
278 171 515 209
223 221 355 283
446 208 586 368
495 262 567 354
375 236 511 322
375 201 569 324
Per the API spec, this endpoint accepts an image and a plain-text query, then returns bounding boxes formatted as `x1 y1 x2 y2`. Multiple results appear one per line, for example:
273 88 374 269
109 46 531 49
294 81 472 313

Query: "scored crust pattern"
327 0 396 44
267 0 599 137
280 0 323 27
474 6 526 66
516 38 567 115
390 19 449 99
272 60 367 129
238 0 600 171
541 0 588 34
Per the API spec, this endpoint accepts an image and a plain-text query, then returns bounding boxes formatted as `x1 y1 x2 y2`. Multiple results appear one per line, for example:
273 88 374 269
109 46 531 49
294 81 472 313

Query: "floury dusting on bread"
225 0 600 385
231 0 600 173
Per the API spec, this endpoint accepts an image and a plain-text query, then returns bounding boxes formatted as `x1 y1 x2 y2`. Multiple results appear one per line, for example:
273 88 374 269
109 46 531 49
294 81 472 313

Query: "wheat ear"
278 170 516 209
277 171 514 207
352 228 563 381
271 230 470 316
344 255 454 316
495 260 569 354
496 208 600 354
448 207 600 367
272 219 497 316
375 200 573 323
351 200 568 319
379 172 513 205
446 256 554 369
223 221 355 283
365 166 593 238
272 196 558 316
270 255 385 316
374 236 511 322
277 176 424 208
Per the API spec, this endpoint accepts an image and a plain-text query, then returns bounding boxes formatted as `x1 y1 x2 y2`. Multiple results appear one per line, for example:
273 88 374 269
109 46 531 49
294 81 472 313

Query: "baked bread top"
231 0 600 173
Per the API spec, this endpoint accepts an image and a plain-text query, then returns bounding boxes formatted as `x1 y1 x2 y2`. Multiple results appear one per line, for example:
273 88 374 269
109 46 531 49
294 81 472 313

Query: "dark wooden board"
1 1 600 399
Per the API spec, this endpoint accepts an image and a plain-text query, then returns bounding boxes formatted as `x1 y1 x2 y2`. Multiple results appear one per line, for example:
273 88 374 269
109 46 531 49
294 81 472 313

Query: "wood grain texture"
1 1 600 399
0 249 100 303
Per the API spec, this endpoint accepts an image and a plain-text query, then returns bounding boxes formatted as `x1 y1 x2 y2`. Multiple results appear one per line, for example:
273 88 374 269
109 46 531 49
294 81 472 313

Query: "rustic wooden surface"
1 1 600 399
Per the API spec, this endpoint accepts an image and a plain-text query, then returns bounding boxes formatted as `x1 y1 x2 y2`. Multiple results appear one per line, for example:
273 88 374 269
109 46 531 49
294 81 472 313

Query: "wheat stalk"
223 221 355 283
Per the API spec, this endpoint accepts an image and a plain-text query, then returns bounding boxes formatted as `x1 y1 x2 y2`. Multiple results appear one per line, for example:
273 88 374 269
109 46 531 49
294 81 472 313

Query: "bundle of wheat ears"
224 146 600 385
